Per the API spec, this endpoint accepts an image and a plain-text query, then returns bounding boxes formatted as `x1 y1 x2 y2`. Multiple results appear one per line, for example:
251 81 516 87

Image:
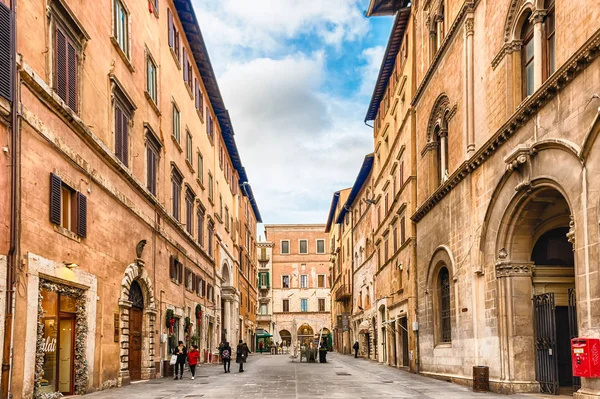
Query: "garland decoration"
184 317 192 341
195 304 202 326
166 309 175 336
34 280 88 398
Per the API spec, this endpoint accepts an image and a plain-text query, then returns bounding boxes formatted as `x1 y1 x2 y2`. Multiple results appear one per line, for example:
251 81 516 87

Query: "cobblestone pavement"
85 353 546 399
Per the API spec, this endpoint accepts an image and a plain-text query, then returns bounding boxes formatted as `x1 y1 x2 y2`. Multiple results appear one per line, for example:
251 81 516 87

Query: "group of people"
170 339 250 380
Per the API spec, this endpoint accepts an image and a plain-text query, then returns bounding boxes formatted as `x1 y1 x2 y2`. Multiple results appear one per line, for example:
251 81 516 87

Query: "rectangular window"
54 26 79 112
300 299 308 312
185 268 193 290
401 216 406 244
318 298 325 312
197 210 204 247
260 304 267 315
208 172 213 201
146 53 157 103
186 130 192 163
172 104 180 143
225 207 230 231
207 222 214 257
299 239 308 254
282 275 290 288
146 131 161 196
167 8 180 62
283 299 289 313
399 160 404 186
185 189 194 235
316 239 325 254
195 78 204 117
317 275 325 288
393 225 398 252
281 240 290 254
183 48 192 88
300 275 308 288
197 152 203 184
171 168 183 221
546 5 555 77
206 113 213 140
114 0 128 57
50 173 87 237
114 103 129 166
169 256 183 283
384 236 389 262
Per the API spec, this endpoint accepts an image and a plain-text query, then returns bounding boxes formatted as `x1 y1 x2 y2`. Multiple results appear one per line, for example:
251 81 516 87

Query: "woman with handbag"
172 341 187 380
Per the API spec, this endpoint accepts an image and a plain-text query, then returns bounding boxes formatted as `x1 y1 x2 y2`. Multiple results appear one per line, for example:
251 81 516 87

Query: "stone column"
435 15 444 49
224 299 231 343
495 260 538 393
465 13 475 154
531 10 546 91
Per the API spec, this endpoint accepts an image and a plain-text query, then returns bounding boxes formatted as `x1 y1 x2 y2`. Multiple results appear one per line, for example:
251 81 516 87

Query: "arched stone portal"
118 259 157 385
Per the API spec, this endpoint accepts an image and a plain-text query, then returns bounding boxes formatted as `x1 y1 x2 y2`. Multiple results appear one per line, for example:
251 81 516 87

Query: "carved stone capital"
465 15 474 36
530 9 547 24
434 14 444 23
495 261 534 278
567 216 575 251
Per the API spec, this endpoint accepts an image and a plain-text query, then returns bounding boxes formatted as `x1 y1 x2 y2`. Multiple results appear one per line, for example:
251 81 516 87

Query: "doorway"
128 280 144 381
400 317 409 366
57 315 75 394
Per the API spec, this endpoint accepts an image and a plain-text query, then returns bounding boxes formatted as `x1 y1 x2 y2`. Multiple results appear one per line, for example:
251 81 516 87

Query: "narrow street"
84 353 544 399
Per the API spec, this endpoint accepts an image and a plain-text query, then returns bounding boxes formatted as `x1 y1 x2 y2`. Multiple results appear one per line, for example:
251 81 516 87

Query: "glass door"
58 315 75 394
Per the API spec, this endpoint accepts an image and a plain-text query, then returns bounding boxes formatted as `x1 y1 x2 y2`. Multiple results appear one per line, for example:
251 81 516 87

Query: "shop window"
168 317 180 355
50 173 87 237
39 288 79 395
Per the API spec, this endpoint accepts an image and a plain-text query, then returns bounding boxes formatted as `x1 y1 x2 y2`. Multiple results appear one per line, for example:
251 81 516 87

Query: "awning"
358 320 370 334
256 332 272 338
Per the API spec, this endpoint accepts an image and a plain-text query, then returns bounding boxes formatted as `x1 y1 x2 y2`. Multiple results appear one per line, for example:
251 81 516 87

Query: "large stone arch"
118 259 157 385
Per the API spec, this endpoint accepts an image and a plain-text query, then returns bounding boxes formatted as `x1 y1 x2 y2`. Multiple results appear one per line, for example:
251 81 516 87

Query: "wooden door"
129 307 143 380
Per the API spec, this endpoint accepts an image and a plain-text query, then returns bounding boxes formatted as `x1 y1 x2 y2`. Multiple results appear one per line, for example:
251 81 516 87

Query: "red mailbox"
572 338 600 378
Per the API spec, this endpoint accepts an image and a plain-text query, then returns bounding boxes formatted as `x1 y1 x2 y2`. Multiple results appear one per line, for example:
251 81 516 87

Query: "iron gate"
534 293 559 394
568 288 580 391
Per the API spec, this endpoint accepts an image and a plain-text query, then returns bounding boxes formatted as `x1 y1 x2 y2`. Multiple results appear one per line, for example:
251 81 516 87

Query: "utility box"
572 338 600 378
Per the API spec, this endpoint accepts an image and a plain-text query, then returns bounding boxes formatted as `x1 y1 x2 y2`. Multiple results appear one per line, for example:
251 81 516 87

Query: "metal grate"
0 2 12 102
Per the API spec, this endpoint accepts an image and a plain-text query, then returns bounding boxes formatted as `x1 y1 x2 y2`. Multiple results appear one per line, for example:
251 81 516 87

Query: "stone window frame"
425 246 457 348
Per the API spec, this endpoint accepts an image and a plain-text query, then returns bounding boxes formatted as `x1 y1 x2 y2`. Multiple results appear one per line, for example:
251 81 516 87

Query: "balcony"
258 254 270 263
259 284 269 291
257 314 272 322
334 284 352 302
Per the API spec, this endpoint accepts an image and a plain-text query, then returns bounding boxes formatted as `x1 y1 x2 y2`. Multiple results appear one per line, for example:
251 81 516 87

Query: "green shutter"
266 272 270 289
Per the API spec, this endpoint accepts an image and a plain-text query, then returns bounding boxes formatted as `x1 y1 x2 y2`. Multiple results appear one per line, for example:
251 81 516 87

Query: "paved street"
85 353 546 399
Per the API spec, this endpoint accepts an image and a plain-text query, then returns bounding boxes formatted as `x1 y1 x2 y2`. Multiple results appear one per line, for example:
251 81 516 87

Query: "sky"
192 0 393 229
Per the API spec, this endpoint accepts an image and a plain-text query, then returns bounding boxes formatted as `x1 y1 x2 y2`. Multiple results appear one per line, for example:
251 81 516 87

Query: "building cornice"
411 28 600 223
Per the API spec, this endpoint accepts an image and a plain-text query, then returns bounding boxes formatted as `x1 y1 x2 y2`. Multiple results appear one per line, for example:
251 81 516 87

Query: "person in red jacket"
187 344 200 380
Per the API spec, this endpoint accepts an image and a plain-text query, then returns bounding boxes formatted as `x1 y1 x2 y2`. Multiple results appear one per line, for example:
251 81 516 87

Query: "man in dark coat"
353 341 359 358
219 341 232 373
173 341 187 380
236 340 249 372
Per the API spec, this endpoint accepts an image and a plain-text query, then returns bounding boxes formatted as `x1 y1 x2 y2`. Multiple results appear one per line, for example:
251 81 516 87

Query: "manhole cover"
336 372 351 376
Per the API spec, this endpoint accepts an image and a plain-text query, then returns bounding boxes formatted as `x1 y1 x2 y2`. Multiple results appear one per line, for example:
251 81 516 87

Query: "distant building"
265 225 331 349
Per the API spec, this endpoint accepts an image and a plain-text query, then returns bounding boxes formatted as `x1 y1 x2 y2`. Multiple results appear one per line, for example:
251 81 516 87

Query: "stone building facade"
266 225 331 350
256 239 274 335
368 0 600 397
0 0 260 397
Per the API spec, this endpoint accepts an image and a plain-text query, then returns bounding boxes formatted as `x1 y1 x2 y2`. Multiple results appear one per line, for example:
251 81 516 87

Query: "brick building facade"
0 0 260 397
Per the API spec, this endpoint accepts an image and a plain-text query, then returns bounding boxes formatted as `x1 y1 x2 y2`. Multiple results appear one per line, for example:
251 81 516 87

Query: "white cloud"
218 53 373 224
359 46 385 96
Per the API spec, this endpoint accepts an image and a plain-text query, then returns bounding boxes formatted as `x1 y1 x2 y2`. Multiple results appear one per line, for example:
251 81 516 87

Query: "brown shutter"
167 9 173 48
0 2 12 101
178 261 183 284
400 216 406 244
77 192 87 237
115 107 123 162
122 112 129 166
67 41 77 112
183 48 187 82
169 256 175 279
55 27 67 103
50 173 62 225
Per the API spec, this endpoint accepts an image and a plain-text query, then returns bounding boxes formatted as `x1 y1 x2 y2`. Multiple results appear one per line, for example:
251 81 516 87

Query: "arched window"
439 2 445 40
129 280 144 309
545 0 555 78
434 120 448 186
439 267 451 343
521 12 534 99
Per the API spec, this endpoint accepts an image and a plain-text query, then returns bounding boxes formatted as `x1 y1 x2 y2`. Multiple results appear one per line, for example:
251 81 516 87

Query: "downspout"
410 9 419 375
2 0 18 396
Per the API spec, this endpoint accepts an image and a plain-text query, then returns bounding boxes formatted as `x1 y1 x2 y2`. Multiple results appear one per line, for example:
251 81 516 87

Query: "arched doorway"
279 330 291 347
297 324 314 346
128 280 144 381
371 316 377 360
497 186 576 394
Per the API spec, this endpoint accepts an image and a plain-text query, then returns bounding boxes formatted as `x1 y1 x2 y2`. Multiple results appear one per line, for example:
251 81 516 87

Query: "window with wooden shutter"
115 104 129 166
172 103 180 143
183 48 187 83
197 210 204 247
0 2 13 102
185 188 194 235
50 174 62 225
171 167 183 221
146 130 161 196
167 8 174 50
76 192 87 238
114 0 129 57
400 216 406 244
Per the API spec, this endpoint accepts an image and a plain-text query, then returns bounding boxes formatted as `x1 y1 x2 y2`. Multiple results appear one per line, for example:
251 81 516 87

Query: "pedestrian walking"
353 341 359 358
188 344 200 380
236 340 249 372
173 341 187 380
258 340 264 354
220 341 232 373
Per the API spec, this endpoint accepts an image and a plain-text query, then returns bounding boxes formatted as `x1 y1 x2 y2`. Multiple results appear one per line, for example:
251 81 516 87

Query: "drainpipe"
2 0 18 396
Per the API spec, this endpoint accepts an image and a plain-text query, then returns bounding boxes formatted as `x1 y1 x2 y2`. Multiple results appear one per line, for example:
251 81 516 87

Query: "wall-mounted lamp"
63 262 79 269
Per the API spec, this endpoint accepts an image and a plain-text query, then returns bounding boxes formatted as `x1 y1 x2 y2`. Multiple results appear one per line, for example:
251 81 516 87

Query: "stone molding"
411 28 600 223
495 260 534 278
